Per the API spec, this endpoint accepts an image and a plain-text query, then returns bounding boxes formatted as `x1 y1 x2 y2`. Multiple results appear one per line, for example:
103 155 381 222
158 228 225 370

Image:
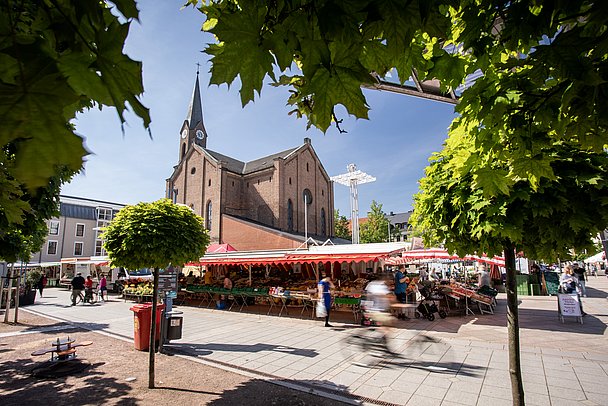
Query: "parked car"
113 268 154 292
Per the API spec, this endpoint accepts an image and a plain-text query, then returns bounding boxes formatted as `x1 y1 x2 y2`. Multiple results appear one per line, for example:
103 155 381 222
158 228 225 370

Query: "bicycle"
341 327 395 366
83 287 98 304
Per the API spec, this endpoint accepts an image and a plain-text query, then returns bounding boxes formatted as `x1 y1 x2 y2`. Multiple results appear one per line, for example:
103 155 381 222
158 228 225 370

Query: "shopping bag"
316 300 327 318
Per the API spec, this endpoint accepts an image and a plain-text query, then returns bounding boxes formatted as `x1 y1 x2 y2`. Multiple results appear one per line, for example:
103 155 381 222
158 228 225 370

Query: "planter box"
19 289 37 306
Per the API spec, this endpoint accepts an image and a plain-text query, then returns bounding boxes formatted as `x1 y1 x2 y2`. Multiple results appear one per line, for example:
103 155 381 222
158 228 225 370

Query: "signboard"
159 274 177 292
558 294 582 318
158 266 177 292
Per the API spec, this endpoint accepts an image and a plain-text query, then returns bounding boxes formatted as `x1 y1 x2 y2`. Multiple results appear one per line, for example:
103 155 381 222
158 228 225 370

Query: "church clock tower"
178 71 208 162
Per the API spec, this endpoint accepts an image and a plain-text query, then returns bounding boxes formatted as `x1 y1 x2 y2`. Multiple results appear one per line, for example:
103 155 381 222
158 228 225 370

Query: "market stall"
173 242 409 321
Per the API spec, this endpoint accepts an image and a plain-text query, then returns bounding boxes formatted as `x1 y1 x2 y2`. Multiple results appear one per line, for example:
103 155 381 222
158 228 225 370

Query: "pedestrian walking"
70 273 85 305
318 273 334 327
37 273 48 297
572 262 587 297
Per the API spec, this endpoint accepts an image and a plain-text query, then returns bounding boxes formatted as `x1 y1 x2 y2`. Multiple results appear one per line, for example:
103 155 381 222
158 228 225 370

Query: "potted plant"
19 269 42 306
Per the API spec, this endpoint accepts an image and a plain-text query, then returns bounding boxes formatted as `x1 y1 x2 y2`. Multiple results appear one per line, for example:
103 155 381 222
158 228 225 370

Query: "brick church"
165 74 335 250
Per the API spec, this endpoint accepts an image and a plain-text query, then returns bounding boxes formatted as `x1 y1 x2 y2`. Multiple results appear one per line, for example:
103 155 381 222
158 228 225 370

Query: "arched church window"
208 179 211 187
191 167 196 175
320 208 326 236
181 143 186 159
289 177 292 185
287 199 293 232
306 162 309 172
206 201 212 231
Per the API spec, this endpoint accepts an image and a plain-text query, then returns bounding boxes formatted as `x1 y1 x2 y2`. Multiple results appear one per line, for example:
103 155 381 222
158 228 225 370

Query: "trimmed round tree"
102 198 209 388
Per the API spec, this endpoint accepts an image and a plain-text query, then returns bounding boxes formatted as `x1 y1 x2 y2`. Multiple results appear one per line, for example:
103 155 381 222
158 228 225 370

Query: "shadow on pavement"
0 358 136 405
405 297 607 336
174 342 318 358
206 378 352 406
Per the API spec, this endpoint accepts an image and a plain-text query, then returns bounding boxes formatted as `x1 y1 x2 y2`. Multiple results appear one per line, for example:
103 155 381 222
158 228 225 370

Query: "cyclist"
364 277 396 353
70 273 85 306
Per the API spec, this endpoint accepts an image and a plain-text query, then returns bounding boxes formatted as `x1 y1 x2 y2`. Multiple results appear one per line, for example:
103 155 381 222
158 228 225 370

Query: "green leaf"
473 168 511 197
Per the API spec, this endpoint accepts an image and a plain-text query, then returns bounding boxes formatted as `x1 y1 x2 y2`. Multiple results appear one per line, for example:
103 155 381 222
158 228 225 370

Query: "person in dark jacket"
70 273 85 305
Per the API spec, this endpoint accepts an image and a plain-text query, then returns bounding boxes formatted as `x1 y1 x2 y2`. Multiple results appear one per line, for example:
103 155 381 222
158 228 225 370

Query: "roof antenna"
196 62 201 76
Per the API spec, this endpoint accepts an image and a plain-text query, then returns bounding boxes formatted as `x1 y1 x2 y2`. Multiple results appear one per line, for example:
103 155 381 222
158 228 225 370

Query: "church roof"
242 147 298 174
206 147 298 175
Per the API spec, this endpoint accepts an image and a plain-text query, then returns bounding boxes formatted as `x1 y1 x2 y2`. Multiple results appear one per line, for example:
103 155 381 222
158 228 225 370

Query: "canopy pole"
248 265 252 286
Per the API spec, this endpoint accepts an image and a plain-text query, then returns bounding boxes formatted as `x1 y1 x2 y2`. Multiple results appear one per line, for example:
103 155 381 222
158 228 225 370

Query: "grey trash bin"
166 315 183 340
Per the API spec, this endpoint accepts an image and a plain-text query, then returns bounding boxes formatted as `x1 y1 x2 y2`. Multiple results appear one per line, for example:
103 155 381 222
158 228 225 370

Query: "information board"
558 293 582 323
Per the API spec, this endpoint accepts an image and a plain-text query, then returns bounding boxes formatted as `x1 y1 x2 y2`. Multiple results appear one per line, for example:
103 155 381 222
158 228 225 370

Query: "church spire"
186 68 204 130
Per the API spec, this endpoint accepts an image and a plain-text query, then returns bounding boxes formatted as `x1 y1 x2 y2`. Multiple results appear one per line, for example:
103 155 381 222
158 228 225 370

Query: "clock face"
181 129 188 139
196 130 204 140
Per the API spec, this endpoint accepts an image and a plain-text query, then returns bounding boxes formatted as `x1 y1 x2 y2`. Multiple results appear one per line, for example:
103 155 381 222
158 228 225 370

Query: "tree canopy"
0 0 150 225
359 200 389 243
333 209 351 240
102 199 210 270
0 165 75 263
194 1 608 151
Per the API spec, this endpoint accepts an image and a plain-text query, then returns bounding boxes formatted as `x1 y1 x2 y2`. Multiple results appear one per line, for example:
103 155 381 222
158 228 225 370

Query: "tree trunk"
4 266 13 323
14 266 21 323
504 241 525 405
149 267 159 389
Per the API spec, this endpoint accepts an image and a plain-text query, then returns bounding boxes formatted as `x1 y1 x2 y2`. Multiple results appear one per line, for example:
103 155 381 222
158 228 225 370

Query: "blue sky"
62 1 457 217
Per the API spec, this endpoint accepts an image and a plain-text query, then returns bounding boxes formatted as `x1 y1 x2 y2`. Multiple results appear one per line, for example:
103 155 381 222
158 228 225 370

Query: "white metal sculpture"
331 164 376 244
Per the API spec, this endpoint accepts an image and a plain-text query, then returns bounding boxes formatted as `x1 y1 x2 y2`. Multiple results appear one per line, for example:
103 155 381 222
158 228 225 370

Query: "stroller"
415 284 447 321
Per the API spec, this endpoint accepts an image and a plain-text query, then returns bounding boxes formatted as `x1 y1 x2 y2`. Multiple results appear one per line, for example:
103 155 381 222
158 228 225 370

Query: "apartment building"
31 195 125 264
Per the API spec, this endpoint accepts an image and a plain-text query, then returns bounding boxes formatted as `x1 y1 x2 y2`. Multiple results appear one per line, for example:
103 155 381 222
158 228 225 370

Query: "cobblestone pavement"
19 277 608 406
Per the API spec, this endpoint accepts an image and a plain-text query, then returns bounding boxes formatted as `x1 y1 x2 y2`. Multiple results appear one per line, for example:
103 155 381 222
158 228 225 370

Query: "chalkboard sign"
543 272 560 296
558 293 583 324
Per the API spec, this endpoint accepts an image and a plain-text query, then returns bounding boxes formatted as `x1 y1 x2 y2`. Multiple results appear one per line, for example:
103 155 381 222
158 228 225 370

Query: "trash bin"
130 303 165 351
166 315 183 340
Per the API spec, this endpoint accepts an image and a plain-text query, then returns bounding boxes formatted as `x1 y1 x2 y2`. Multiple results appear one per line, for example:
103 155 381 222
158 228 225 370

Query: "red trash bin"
130 303 165 351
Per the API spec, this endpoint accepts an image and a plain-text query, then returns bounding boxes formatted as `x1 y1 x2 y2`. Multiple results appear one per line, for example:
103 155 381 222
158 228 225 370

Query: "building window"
75 223 85 237
95 240 105 256
269 177 272 182
47 240 58 255
258 179 260 185
287 199 293 232
208 179 211 187
306 163 309 172
232 181 235 186
289 177 292 185
74 242 83 256
320 208 326 236
206 200 212 231
49 220 59 235
97 208 113 221
181 143 186 159
322 190 324 196
191 167 196 175
247 182 249 188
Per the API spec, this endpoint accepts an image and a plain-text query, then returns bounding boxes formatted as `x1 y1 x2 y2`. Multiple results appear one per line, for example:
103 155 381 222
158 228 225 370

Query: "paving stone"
547 385 586 401
377 389 412 405
405 394 443 406
414 385 449 400
476 395 513 406
443 387 480 406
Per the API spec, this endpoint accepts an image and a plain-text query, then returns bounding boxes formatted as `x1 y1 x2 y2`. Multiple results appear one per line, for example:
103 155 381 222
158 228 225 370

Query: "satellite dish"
302 189 313 205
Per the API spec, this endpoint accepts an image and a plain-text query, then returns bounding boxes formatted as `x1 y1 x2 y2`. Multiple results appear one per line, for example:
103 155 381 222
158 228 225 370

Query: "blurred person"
37 273 48 297
572 262 587 297
318 273 335 327
477 264 491 288
364 276 396 353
